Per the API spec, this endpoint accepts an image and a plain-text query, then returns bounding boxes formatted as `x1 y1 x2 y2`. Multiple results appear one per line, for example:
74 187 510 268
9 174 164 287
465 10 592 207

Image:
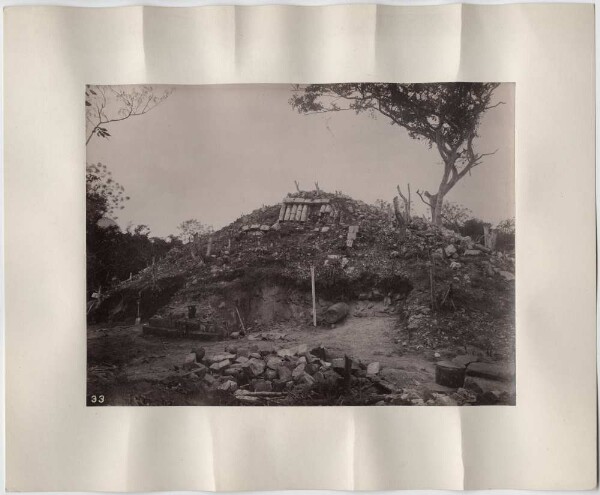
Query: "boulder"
464 249 481 256
218 380 238 392
192 347 206 361
323 303 350 324
366 362 381 377
294 344 308 355
210 359 231 372
246 358 266 376
266 356 283 369
292 363 306 380
277 348 294 358
277 366 292 382
183 353 198 370
444 244 457 257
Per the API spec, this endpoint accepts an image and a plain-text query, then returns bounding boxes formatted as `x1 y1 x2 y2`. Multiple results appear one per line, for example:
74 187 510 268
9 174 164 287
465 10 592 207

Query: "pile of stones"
179 344 393 405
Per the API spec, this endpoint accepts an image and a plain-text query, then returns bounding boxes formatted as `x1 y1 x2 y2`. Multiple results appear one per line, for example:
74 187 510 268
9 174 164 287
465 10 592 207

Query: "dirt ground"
87 307 511 406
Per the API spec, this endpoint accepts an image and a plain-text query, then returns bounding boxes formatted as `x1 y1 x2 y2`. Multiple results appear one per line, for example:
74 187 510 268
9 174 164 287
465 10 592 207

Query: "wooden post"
310 265 317 327
234 305 246 333
135 298 141 325
206 235 213 256
344 355 352 390
429 250 436 310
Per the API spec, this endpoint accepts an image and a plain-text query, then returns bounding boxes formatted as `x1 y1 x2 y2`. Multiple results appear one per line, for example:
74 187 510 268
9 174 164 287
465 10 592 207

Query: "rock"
209 353 236 363
310 346 328 361
236 356 249 364
190 363 208 379
219 301 226 309
297 356 307 364
246 358 266 376
253 380 273 392
464 249 481 256
323 302 350 324
433 394 458 406
498 270 515 281
313 371 324 383
294 343 308 355
277 348 294 358
466 362 514 382
260 224 270 231
444 244 457 257
192 347 206 361
250 224 260 230
218 380 238 392
321 227 330 233
366 362 380 377
452 354 479 367
292 363 306 380
249 352 262 359
230 332 241 339
203 374 217 386
210 359 231 372
305 363 320 375
237 348 249 358
450 261 462 269
435 361 466 388
224 344 238 354
424 382 457 395
451 387 478 405
434 352 441 358
266 356 283 369
300 373 315 386
277 366 292 381
183 353 198 370
265 369 278 380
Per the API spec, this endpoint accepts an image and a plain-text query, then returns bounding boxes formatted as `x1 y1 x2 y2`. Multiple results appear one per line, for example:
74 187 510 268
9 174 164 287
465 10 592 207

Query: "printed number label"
91 395 105 404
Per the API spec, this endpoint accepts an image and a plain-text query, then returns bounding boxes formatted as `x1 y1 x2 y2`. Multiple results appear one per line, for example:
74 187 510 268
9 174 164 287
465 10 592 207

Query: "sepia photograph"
86 82 515 406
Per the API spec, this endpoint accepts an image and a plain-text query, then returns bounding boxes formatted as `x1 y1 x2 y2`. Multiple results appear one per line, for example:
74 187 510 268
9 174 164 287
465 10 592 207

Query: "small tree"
440 201 472 232
86 162 129 226
177 219 213 244
290 83 502 225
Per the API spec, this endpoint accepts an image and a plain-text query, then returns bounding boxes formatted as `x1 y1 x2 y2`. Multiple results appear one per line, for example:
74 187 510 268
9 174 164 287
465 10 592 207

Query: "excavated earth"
88 191 515 406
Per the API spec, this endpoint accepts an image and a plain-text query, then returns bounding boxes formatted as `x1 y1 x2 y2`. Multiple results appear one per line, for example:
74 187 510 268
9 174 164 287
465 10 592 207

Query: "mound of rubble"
92 189 515 378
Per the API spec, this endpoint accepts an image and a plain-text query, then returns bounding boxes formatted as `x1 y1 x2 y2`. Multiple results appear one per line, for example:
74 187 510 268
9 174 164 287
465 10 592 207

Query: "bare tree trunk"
432 194 444 226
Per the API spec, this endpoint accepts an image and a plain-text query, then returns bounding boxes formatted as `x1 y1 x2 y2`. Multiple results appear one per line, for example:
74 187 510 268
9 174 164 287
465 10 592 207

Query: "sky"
87 83 515 238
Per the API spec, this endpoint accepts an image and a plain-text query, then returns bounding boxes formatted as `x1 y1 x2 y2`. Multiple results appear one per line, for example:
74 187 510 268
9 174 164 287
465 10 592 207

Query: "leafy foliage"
290 83 501 224
441 201 472 231
177 219 214 244
85 85 172 144
86 162 128 224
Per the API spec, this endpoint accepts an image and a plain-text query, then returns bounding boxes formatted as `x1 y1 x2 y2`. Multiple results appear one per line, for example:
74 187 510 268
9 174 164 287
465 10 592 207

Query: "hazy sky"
87 83 514 238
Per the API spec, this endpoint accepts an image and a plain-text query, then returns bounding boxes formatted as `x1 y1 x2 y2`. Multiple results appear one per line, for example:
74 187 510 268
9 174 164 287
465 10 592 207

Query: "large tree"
86 85 172 145
290 83 501 225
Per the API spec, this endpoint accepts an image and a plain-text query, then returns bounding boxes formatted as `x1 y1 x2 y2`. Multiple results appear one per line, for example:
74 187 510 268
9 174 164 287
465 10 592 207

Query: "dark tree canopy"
290 83 501 225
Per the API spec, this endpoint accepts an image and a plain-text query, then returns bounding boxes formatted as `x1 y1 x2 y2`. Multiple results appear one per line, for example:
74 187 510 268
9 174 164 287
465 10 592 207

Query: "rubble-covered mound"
92 190 515 366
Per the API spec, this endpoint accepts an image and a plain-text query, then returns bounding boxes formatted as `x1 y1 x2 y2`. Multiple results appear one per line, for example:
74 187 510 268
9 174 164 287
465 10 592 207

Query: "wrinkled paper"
4 4 596 491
